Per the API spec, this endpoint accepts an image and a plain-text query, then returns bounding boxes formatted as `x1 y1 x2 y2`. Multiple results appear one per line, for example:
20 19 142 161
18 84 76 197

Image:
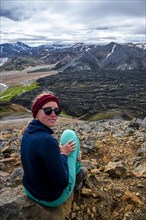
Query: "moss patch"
87 112 116 121
0 82 39 102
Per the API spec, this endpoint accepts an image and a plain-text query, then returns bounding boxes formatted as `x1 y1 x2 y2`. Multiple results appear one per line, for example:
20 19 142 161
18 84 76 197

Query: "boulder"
0 185 73 220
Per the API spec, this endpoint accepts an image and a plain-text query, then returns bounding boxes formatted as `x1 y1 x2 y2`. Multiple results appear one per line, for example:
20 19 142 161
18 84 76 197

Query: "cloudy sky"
1 0 146 46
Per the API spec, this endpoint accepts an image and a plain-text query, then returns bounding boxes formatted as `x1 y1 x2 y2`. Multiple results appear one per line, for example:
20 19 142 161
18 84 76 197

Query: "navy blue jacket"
21 119 69 202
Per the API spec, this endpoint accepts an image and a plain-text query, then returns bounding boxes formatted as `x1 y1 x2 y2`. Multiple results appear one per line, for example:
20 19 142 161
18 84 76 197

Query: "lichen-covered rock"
0 185 73 220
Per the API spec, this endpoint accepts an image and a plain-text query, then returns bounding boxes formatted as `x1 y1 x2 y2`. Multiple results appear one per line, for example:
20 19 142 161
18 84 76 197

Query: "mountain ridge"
0 41 146 71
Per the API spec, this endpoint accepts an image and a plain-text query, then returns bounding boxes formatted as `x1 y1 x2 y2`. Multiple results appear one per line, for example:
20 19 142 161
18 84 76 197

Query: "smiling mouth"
49 119 56 122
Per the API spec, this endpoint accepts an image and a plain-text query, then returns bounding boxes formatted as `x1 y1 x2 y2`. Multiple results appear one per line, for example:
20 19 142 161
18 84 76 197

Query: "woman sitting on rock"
20 93 87 207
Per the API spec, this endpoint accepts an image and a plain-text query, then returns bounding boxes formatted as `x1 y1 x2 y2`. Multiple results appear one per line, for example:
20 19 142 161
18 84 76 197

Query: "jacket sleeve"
38 136 69 190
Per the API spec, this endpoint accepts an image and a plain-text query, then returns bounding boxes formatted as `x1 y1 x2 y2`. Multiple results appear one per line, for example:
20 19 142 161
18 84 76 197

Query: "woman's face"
36 101 59 127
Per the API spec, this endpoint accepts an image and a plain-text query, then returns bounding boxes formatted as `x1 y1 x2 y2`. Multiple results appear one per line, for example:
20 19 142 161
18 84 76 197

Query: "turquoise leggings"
24 129 82 207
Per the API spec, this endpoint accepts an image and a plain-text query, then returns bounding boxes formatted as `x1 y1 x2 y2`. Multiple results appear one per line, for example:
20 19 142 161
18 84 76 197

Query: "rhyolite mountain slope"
0 41 146 71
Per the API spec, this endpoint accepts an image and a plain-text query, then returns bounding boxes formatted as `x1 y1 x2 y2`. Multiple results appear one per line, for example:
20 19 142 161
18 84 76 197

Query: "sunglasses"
40 107 61 116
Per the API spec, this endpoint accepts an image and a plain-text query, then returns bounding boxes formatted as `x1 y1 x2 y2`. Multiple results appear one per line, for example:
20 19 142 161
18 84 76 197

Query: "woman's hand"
59 139 76 156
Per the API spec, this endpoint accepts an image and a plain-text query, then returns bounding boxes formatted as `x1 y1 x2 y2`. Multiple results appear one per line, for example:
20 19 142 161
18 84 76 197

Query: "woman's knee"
60 129 78 144
62 129 76 137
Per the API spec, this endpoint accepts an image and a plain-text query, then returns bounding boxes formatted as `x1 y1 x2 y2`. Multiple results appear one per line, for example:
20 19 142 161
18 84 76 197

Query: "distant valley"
0 41 146 120
11 69 146 120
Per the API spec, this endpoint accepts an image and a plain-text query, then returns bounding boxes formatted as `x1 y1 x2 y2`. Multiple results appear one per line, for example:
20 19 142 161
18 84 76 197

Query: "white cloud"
0 0 145 45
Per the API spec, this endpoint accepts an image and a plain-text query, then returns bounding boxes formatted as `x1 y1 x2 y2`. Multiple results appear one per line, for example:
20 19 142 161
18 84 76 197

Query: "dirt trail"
0 113 83 131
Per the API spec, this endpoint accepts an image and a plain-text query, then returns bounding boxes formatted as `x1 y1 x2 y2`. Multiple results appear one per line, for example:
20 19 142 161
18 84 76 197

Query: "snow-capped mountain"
0 41 145 71
0 42 35 57
92 42 146 70
0 41 70 58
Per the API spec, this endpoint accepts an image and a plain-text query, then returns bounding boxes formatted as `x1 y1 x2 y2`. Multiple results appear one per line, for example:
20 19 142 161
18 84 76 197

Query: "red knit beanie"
32 94 59 118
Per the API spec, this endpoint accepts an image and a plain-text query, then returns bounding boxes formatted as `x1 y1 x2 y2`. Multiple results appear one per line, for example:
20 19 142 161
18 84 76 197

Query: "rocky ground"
0 116 146 220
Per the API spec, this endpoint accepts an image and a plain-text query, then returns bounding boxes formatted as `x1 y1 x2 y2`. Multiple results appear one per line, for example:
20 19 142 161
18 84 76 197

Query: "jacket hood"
26 119 54 135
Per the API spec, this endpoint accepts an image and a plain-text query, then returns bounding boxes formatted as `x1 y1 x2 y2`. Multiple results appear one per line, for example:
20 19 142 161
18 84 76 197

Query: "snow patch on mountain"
0 83 8 94
0 58 8 66
117 63 133 71
103 44 116 61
